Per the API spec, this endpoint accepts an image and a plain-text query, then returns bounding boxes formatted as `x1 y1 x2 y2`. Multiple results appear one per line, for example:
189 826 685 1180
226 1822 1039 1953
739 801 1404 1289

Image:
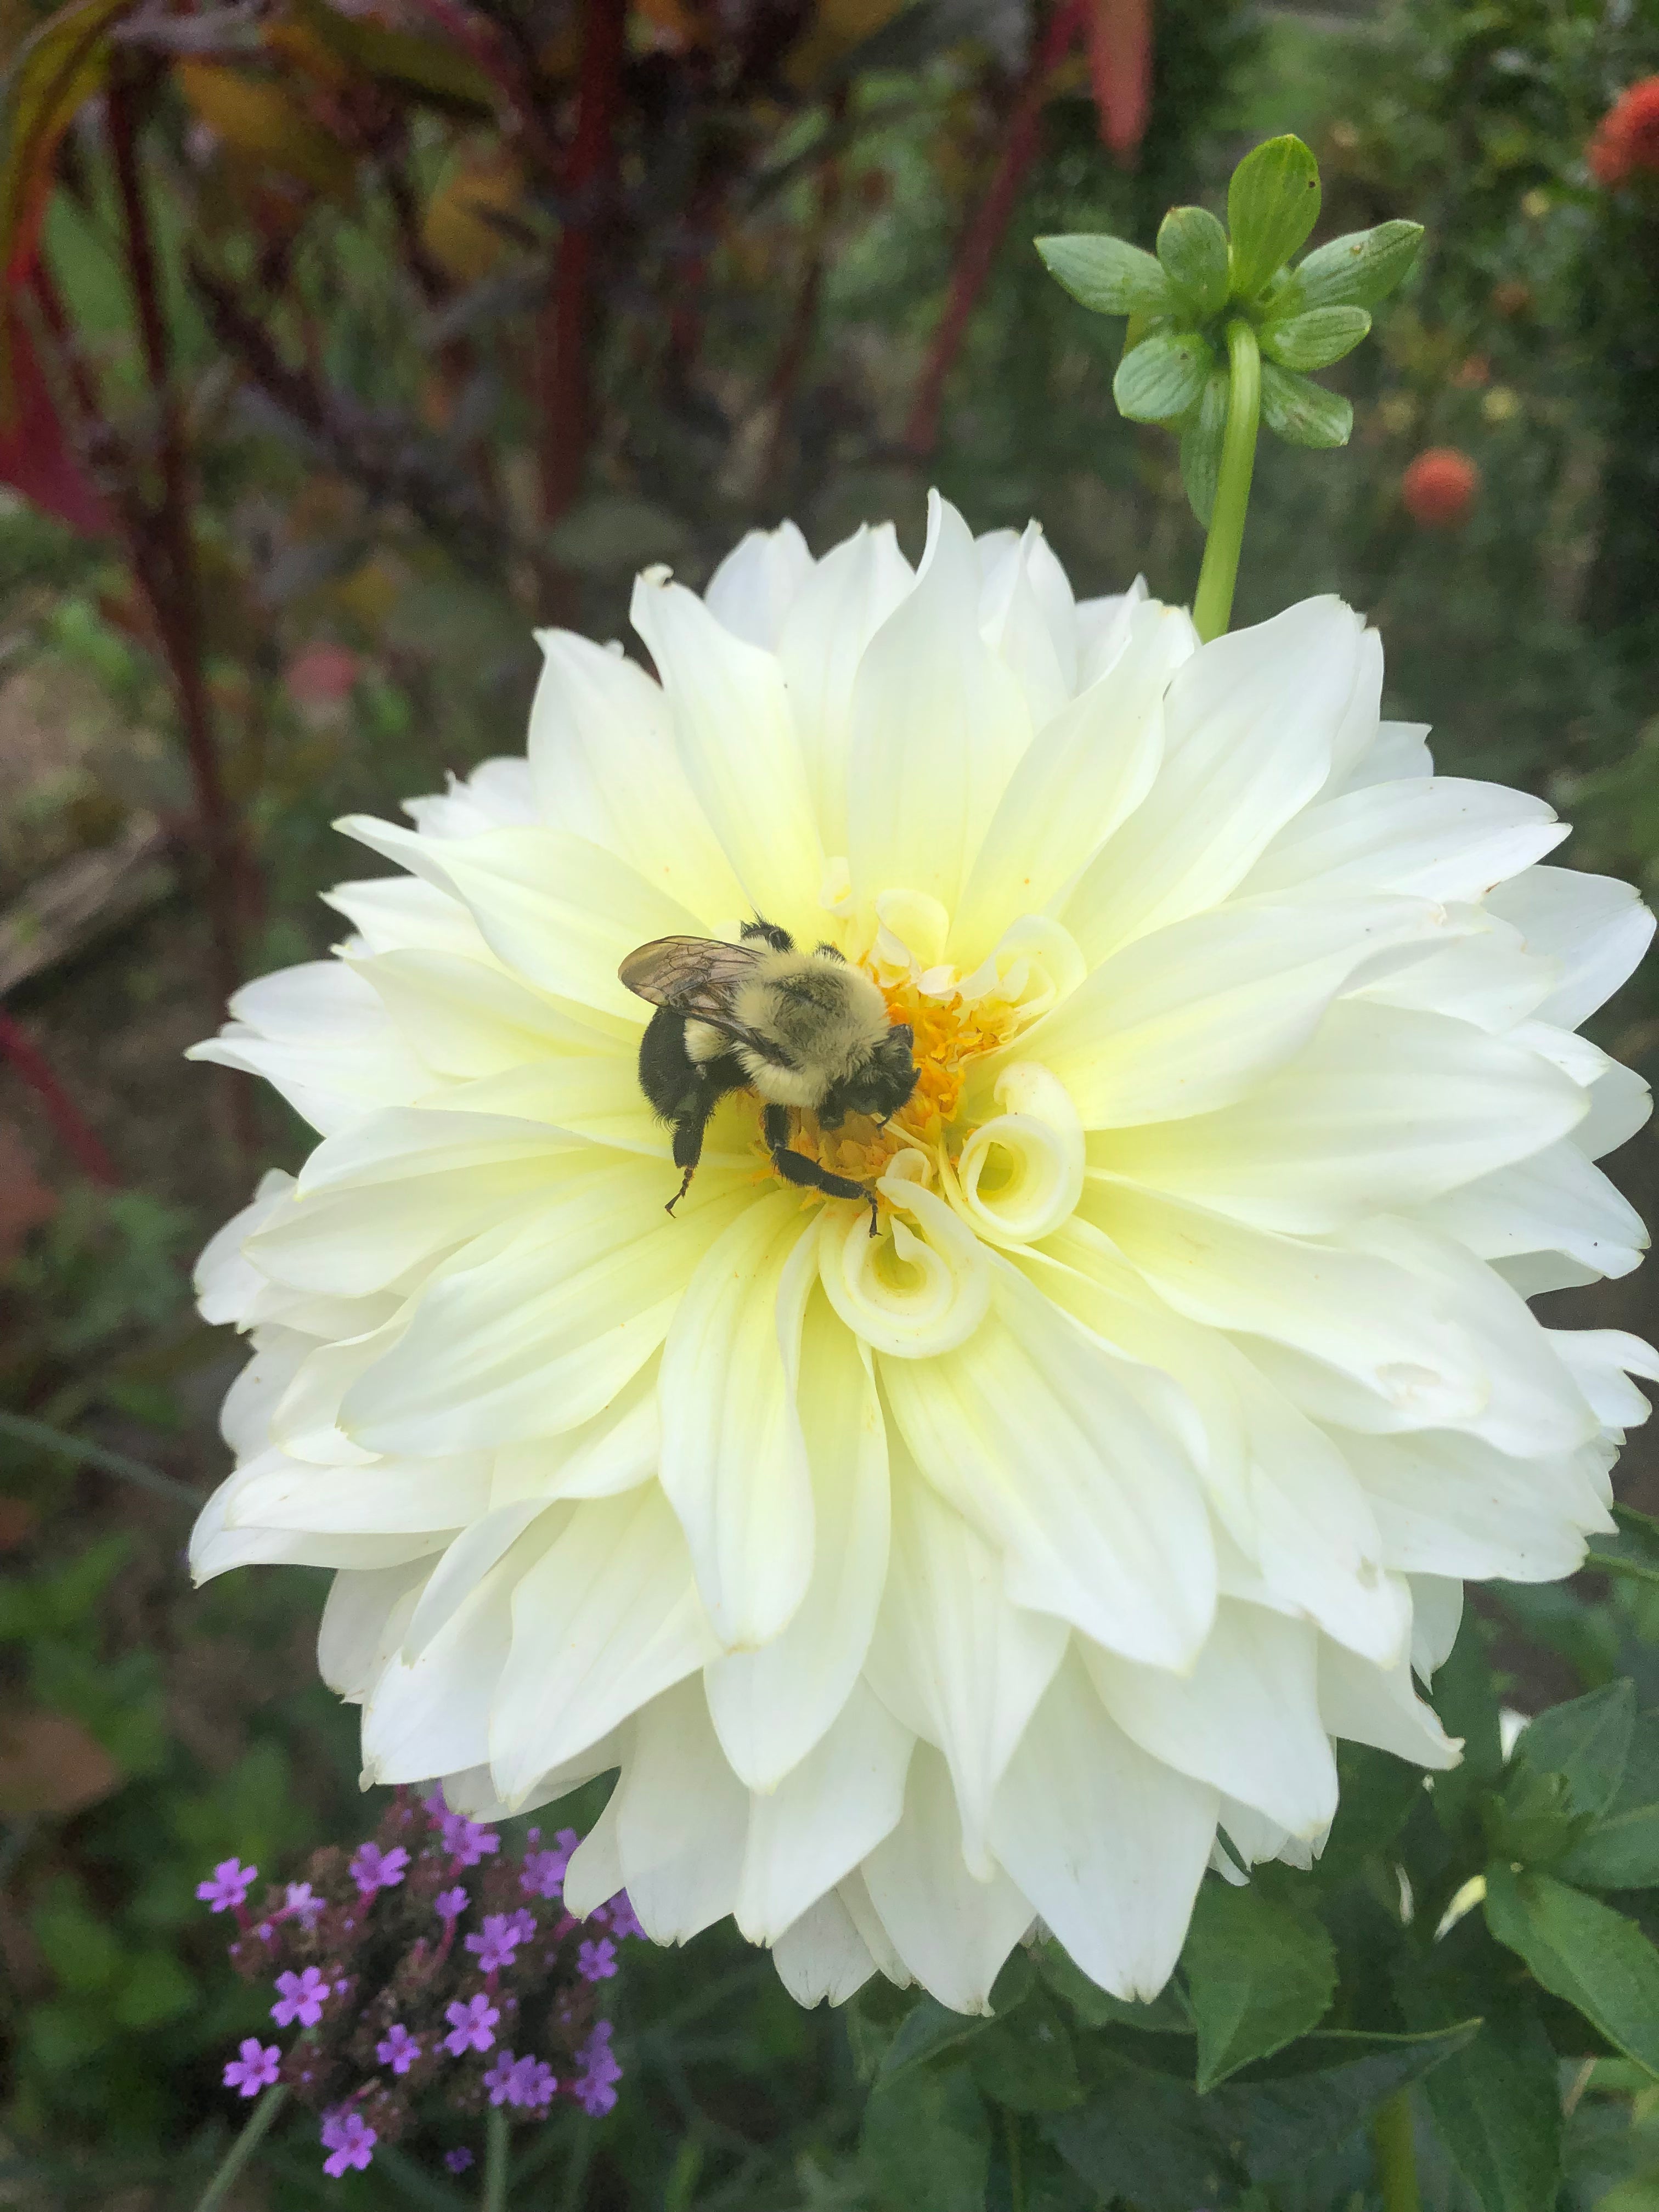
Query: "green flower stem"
193 2085 289 2212
1005 2107 1026 2212
1192 315 1262 644
483 2106 511 2212
1372 2089 1423 2212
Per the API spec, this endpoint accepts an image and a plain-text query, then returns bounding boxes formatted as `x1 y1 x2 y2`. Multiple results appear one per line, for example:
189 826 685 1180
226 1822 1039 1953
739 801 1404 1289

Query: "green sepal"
1156 205 1229 321
1035 233 1176 318
1114 331 1214 422
1180 366 1229 526
1259 360 1351 449
1485 1863 1659 2076
1293 219 1425 310
1226 134 1321 302
1586 1500 1659 1586
1259 304 1372 371
1560 1709 1659 1892
1181 1876 1336 2092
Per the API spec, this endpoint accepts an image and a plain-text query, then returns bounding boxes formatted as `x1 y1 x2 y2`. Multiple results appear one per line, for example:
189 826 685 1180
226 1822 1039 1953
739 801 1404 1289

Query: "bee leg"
763 1105 881 1237
665 1092 717 1216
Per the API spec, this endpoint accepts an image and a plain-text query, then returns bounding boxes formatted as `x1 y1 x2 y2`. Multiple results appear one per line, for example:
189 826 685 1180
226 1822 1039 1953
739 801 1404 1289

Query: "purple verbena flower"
519 1827 579 1900
601 1892 645 1942
516 2057 557 2111
222 2038 281 2097
573 2019 622 2117
482 2049 521 2107
443 1994 500 2055
376 2022 421 2075
284 1881 324 1929
434 1884 469 1921
349 1841 410 1896
465 1910 532 1973
320 2108 377 2176
577 1936 618 1983
444 2148 475 2174
196 1857 256 1913
272 1964 331 2028
438 1812 500 1867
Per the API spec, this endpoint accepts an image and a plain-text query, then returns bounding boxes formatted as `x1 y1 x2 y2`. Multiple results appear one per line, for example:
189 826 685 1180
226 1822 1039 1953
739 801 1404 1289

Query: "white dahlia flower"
190 494 1658 2015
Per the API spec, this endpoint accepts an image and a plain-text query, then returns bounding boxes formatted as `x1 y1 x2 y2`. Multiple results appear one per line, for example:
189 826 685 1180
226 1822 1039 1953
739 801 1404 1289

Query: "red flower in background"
1402 447 1481 528
1589 77 1659 187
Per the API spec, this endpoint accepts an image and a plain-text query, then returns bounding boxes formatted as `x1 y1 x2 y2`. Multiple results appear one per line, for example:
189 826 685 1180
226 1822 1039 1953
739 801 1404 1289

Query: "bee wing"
618 936 766 1026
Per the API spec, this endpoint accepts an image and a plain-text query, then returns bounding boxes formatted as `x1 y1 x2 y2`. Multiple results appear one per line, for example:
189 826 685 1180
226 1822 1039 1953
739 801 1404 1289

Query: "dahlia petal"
318 1561 430 1700
188 1017 426 1137
836 1869 912 1987
1082 1602 1338 1837
1090 1003 1589 1234
951 1062 1086 1252
324 873 490 960
775 522 913 853
444 1731 624 1820
613 1677 749 1944
861 1745 1033 2015
1062 597 1368 960
629 572 823 940
1407 1573 1463 1680
706 1308 889 1790
191 1510 447 1582
404 1501 567 1661
563 1781 625 1918
352 949 631 1078
737 1680 912 1942
527 628 747 918
979 522 1074 729
296 1108 589 1197
1574 1060 1652 1160
219 1328 313 1458
987 1653 1217 2004
339 1163 751 1454
492 1361 660 1505
490 1486 718 1802
1545 1329 1659 1430
1353 911 1555 1033
427 1057 679 1160
1074 577 1150 690
845 492 1029 918
704 520 815 648
195 1170 295 1328
953 599 1191 962
404 757 536 835
1029 896 1449 1128
818 1170 992 1359
337 817 703 1022
1420 1141 1646 1281
772 1889 877 2007
881 1267 1216 1668
658 1192 819 1650
1338 719 1433 791
1317 1640 1460 1769
1320 626 1384 791
1487 865 1657 1029
1344 1429 1605 1582
864 1457 1065 1879
362 1517 558 1783
228 1453 492 1533
1240 778 1565 906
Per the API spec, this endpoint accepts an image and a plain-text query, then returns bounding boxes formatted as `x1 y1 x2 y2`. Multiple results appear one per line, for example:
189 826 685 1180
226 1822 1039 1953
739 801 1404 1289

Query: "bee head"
819 1022 918 1128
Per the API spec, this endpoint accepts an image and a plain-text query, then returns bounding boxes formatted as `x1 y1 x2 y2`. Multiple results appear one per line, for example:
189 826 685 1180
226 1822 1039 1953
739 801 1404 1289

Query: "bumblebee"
619 921 919 1230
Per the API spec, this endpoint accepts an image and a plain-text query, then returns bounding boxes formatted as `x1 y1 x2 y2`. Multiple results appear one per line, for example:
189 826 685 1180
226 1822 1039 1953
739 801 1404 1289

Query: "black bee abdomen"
637 1007 743 1122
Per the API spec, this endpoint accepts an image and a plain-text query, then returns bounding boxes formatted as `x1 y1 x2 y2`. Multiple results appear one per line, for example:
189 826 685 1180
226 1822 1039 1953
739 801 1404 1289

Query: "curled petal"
951 1062 1084 1249
817 1165 991 1359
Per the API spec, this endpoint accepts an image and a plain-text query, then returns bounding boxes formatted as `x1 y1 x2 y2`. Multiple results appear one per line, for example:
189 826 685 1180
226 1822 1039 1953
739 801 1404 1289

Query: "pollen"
766 970 1026 1214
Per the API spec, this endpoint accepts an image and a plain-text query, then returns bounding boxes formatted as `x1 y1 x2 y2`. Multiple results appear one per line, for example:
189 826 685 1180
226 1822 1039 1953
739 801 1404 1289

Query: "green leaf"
1587 1502 1659 1588
110 1949 196 2030
1156 206 1229 320
877 1996 991 2086
1560 1711 1659 1891
1035 233 1176 319
1042 2044 1240 2212
1036 1940 1191 2033
1181 1878 1336 2092
1226 134 1321 302
1513 1681 1635 1820
1113 331 1213 423
1294 220 1424 309
31 1878 122 1993
1316 1745 1426 1885
1420 2002 1562 2212
861 2061 991 2212
966 1990 1082 2113
1206 2023 1481 2179
1258 359 1352 449
290 0 498 113
1259 305 1372 371
1485 1865 1659 2076
1484 1763 1587 1868
1180 366 1228 527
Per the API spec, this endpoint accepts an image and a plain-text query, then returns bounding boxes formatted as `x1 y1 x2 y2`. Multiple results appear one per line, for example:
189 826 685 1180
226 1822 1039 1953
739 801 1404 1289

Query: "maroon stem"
903 0 1086 461
106 74 249 1022
539 0 627 539
0 1009 119 1185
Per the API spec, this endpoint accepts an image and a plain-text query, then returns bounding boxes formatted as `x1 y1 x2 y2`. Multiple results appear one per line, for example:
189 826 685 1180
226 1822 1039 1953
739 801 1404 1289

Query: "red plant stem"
0 1009 119 1186
538 0 627 535
105 75 247 1025
903 0 1086 461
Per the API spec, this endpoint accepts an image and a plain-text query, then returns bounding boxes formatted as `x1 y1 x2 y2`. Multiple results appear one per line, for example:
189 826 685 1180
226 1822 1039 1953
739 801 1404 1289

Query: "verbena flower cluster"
199 1791 630 2174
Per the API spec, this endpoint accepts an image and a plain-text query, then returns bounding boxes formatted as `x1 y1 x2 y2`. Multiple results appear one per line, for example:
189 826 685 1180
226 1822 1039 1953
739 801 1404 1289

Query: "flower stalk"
483 2104 511 2211
1191 317 1261 642
1372 2089 1422 2212
193 2085 289 2212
